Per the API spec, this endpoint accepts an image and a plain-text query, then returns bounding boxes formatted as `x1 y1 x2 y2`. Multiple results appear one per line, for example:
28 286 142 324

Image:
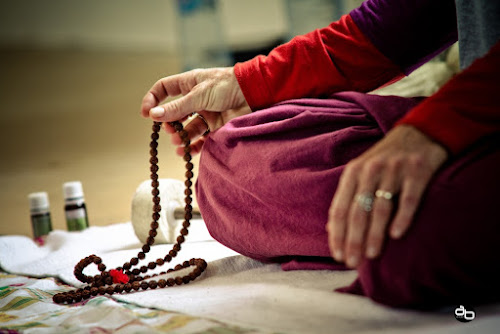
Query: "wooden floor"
0 49 199 237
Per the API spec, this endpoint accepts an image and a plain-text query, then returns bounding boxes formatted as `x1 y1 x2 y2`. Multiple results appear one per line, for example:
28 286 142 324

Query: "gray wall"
0 0 287 52
0 0 177 51
0 0 364 52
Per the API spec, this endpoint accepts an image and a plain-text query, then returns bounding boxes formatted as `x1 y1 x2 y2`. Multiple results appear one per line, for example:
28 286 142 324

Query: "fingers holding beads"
178 112 211 142
142 68 251 158
141 70 200 120
174 137 206 157
164 113 211 157
141 67 248 123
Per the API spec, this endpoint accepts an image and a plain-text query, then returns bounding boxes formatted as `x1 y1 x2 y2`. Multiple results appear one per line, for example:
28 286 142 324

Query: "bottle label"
32 215 52 238
66 208 89 231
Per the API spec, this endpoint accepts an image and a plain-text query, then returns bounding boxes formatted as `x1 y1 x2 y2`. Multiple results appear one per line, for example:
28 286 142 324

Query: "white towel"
1 223 499 334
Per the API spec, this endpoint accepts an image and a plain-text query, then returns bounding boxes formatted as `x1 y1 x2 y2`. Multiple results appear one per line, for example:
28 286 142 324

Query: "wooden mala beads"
53 121 207 304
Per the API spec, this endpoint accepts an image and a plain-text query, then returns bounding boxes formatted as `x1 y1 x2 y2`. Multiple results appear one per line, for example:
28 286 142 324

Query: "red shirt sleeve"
397 41 500 154
234 14 404 111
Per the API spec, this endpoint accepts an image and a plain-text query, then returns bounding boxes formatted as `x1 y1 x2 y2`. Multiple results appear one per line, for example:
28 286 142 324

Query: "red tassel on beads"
109 269 130 284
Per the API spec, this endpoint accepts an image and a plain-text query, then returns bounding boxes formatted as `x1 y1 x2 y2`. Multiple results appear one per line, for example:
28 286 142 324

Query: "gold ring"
375 189 394 200
194 113 210 136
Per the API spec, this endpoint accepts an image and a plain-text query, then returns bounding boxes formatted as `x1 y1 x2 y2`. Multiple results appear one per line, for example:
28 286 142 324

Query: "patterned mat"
0 272 271 334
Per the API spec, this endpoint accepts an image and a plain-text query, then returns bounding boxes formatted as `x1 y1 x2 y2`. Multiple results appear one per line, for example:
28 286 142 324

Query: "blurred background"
0 0 364 238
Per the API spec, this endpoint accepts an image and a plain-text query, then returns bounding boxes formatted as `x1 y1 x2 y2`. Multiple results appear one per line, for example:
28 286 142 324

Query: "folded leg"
196 92 413 263
339 136 500 308
196 91 500 308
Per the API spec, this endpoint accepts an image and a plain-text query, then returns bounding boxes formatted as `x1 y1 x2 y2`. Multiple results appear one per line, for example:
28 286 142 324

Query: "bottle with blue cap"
28 191 53 244
63 181 90 231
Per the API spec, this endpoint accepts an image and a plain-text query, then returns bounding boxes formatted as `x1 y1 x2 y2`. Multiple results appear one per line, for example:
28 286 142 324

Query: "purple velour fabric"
350 0 458 75
196 91 500 308
196 92 418 265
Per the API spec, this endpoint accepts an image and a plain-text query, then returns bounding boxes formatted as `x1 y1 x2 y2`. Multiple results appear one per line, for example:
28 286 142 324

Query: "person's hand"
326 125 448 268
141 67 251 156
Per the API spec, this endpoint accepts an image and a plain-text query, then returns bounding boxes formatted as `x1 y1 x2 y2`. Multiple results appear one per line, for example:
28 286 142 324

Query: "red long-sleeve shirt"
234 13 499 154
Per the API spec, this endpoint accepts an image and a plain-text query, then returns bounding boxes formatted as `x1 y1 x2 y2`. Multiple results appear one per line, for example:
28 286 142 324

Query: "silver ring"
355 193 374 212
375 189 394 200
194 113 210 136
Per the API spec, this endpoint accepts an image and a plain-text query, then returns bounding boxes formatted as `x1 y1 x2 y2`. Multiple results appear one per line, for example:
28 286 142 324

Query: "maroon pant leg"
196 93 500 308
341 134 500 308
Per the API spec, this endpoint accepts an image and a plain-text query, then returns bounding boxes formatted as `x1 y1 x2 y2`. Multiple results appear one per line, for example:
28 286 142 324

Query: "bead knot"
109 269 129 284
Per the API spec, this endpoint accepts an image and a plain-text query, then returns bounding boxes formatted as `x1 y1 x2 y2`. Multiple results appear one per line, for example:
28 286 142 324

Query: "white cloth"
370 44 460 98
1 222 499 334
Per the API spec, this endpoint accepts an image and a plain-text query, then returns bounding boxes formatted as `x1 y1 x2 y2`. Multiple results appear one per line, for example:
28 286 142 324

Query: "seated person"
140 0 500 309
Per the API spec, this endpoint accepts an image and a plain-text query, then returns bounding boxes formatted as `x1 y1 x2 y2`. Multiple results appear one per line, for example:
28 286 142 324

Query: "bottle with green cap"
63 181 90 231
28 192 53 245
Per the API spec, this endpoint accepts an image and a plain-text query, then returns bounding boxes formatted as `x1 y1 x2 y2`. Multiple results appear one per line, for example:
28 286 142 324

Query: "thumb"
149 89 204 122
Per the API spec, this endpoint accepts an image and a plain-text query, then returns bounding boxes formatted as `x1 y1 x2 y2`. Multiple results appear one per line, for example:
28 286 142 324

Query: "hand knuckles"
330 207 348 223
372 203 391 218
348 213 367 230
331 235 344 247
366 234 384 248
386 156 404 172
362 158 384 177
155 77 166 87
345 240 363 253
400 193 419 208
212 68 225 80
179 81 192 95
408 153 426 168
169 98 186 116
191 69 204 79
344 161 362 177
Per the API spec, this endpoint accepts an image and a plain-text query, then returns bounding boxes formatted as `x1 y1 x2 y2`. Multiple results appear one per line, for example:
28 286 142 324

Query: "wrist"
228 67 250 110
396 125 449 168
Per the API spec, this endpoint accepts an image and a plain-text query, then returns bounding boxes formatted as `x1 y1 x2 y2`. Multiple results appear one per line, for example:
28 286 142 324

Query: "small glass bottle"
28 192 53 245
63 181 90 231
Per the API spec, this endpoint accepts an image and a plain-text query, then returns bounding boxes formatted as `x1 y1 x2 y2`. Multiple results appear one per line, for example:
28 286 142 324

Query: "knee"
354 142 500 308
